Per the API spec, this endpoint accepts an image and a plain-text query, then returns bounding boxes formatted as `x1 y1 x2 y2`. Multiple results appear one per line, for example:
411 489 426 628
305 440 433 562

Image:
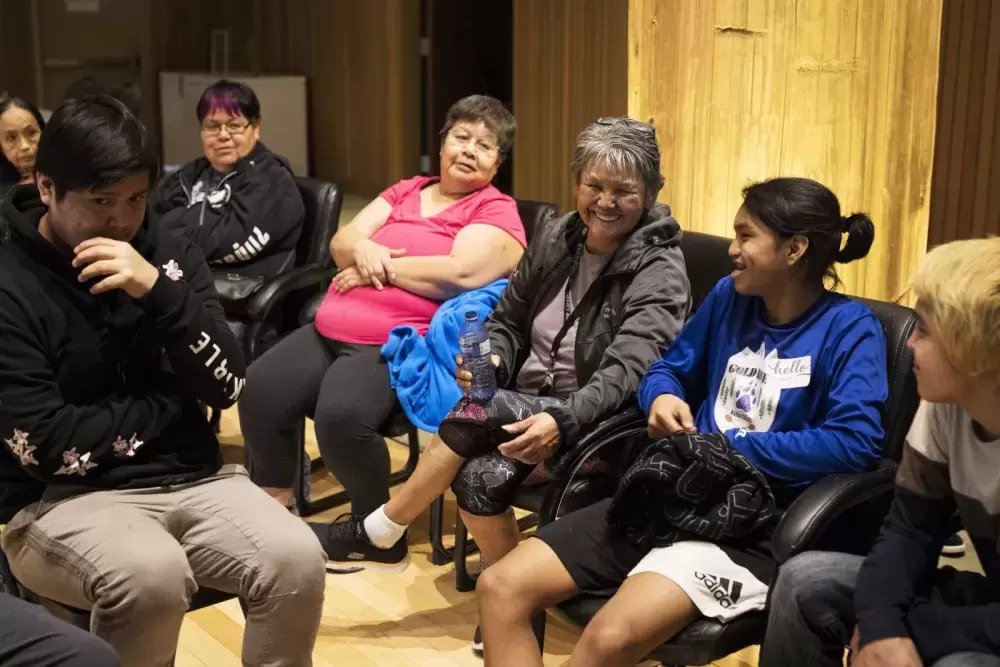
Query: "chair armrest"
538 406 648 526
246 265 337 323
770 459 898 563
547 405 646 478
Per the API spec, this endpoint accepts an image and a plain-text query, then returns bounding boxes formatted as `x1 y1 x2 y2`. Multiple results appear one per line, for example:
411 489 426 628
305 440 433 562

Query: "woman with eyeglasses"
239 95 527 528
0 96 45 200
304 117 691 654
149 79 304 279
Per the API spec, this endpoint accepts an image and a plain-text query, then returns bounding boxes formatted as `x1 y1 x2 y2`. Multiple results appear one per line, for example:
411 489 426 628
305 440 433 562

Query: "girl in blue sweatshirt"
639 217 888 490
479 177 889 667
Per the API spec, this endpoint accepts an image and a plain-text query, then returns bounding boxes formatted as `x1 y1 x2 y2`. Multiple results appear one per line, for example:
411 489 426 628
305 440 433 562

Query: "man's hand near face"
72 237 159 298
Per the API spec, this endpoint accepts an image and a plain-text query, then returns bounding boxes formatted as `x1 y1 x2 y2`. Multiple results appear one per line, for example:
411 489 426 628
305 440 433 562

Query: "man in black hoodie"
148 80 304 280
0 96 324 667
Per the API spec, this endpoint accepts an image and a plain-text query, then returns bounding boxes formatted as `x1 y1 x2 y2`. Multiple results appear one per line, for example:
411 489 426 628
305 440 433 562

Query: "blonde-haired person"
760 237 1000 667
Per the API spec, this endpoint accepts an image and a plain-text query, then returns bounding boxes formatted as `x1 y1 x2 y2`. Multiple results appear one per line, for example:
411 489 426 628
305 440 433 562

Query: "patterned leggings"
440 390 564 517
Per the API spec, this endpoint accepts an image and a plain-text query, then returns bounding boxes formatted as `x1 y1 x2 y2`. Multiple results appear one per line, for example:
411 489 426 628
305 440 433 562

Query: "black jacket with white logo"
0 186 246 521
607 431 777 549
149 142 304 278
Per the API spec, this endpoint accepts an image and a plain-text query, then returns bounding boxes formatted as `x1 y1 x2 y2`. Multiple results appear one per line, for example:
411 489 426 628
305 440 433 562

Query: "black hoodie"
148 141 304 278
0 185 246 521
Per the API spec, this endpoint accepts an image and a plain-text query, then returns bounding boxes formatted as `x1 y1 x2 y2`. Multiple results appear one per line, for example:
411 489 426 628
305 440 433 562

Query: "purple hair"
196 80 260 124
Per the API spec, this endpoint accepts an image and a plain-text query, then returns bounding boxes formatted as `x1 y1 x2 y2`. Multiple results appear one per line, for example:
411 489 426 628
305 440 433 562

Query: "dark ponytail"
837 212 875 263
741 177 875 287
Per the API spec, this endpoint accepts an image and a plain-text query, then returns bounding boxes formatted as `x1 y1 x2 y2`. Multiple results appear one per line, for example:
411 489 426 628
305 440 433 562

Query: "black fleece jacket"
149 142 304 278
488 204 691 445
0 185 246 521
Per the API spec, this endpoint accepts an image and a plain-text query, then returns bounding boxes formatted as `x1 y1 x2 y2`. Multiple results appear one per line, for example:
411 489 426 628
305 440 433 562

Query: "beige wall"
629 0 943 302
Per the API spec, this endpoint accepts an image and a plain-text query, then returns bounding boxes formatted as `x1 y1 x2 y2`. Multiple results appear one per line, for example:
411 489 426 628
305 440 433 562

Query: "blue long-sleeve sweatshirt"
637 277 888 486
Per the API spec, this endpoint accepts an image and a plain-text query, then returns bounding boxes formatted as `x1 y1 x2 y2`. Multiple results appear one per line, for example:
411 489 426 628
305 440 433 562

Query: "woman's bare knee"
478 538 578 615
477 562 528 611
577 617 638 662
571 573 699 667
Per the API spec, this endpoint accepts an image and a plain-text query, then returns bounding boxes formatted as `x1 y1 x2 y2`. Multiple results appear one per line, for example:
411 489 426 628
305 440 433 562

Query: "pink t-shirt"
314 175 526 345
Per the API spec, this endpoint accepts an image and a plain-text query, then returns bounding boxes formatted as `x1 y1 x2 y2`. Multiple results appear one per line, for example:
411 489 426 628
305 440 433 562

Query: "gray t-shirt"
516 249 613 397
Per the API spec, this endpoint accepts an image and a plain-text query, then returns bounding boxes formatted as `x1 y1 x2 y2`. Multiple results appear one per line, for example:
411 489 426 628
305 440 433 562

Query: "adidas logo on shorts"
694 571 743 608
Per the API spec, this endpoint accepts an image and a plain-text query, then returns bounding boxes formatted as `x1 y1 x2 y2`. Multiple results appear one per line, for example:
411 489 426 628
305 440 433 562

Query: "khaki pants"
1 465 326 667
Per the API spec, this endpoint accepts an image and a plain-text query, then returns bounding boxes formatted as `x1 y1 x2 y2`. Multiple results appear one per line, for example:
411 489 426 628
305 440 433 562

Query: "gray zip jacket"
488 204 691 445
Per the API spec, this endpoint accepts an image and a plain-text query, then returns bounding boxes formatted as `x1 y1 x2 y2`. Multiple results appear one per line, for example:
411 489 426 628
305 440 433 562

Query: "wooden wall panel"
928 0 1000 247
0 0 37 101
149 0 420 193
306 0 421 195
512 0 628 212
630 0 943 303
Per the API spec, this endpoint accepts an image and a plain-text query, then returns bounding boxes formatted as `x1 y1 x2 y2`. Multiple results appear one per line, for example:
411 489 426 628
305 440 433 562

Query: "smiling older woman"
307 116 692 650
239 95 527 520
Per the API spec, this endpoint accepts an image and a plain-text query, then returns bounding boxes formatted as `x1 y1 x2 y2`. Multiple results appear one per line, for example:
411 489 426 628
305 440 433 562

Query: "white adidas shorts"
628 540 770 622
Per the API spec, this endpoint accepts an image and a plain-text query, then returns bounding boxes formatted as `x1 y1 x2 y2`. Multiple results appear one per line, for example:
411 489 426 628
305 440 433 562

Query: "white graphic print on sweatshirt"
714 343 812 432
4 428 37 466
189 180 232 209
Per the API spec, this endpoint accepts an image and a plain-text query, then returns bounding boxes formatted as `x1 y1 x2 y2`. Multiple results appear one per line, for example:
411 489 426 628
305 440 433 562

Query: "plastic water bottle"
458 311 497 403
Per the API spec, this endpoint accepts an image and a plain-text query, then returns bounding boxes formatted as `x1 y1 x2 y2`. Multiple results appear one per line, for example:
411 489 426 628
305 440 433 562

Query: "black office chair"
206 177 345 432
448 229 734 591
535 236 919 665
241 177 344 362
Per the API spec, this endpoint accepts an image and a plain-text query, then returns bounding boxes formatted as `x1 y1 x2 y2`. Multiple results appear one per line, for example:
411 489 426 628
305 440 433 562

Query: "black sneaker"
309 514 410 573
942 532 966 557
472 625 483 655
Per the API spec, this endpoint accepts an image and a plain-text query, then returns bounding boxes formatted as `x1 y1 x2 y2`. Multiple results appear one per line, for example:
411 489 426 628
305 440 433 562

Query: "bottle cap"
465 311 477 321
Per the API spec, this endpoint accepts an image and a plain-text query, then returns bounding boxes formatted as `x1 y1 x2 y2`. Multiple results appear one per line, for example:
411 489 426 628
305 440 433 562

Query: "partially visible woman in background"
0 97 44 198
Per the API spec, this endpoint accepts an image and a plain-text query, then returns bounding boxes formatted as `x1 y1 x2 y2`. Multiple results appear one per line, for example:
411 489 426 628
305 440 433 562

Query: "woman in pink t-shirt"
239 95 527 515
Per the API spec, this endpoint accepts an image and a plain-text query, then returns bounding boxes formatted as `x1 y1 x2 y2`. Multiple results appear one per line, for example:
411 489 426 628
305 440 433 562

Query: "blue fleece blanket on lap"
381 279 508 432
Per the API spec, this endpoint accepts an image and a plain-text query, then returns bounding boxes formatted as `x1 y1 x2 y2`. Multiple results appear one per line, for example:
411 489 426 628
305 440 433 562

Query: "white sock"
363 506 407 549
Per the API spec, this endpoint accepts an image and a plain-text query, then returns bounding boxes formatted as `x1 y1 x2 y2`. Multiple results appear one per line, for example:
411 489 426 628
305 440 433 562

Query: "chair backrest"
294 178 343 270
854 297 919 462
515 198 558 246
679 231 733 311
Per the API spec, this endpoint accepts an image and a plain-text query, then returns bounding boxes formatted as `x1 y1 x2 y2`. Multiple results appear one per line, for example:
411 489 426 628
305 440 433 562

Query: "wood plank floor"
179 407 759 667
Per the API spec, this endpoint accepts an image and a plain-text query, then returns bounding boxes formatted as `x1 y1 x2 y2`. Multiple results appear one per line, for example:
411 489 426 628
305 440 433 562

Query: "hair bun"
837 213 875 263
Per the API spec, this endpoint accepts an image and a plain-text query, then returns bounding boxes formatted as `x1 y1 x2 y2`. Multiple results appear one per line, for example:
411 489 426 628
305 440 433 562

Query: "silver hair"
571 117 664 205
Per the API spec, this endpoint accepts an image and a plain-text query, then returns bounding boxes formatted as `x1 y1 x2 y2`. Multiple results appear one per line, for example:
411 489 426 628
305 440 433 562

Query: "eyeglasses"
446 131 499 156
595 117 656 135
200 121 252 137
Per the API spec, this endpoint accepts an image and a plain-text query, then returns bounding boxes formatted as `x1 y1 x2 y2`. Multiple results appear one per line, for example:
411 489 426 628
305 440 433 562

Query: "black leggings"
239 324 399 514
443 390 564 517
